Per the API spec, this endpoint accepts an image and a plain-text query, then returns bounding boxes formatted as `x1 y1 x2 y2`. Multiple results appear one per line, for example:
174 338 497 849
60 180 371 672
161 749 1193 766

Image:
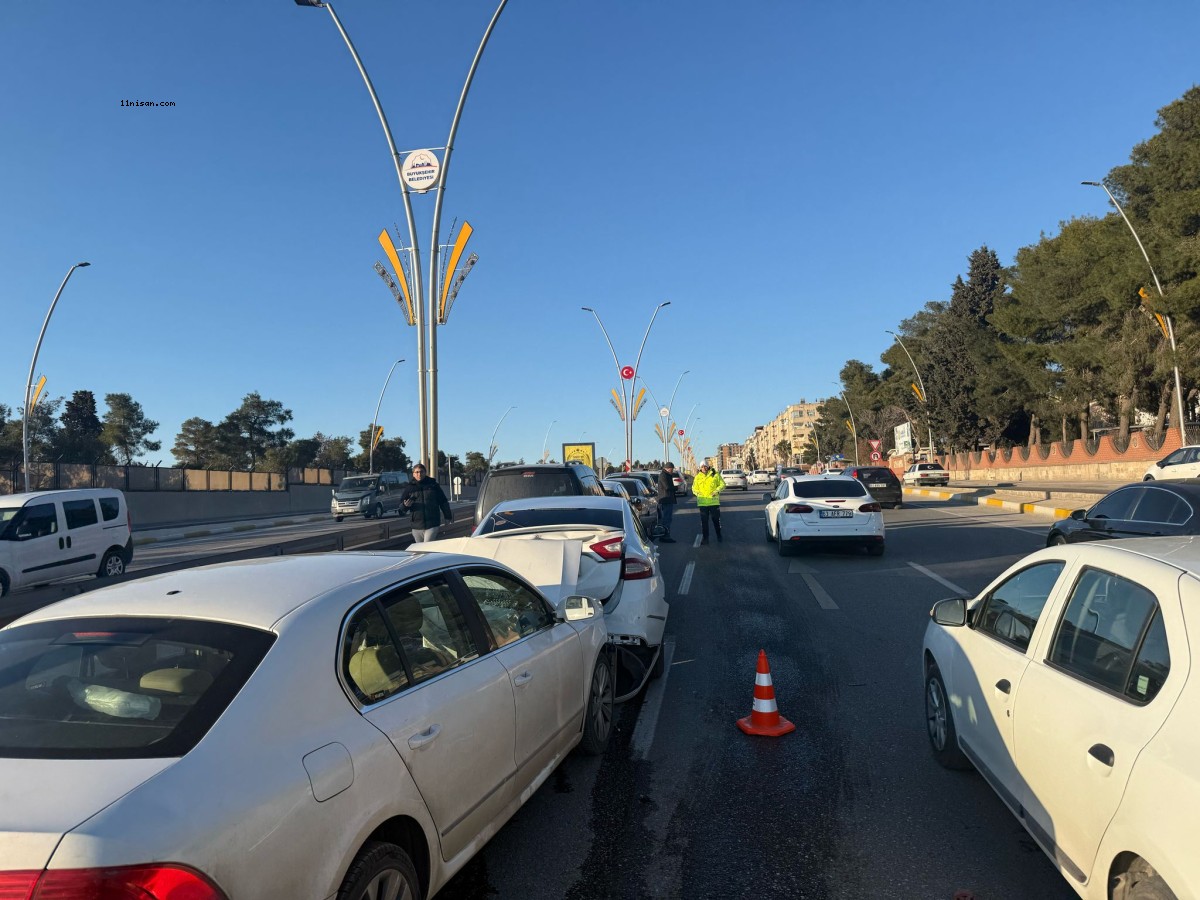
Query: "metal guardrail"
0 517 474 627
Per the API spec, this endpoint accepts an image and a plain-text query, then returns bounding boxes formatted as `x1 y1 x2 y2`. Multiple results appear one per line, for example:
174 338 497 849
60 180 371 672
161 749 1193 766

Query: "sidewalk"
903 483 1100 520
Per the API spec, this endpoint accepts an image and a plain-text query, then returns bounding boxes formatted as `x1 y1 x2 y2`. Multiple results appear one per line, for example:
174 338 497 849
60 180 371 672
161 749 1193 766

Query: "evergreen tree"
102 393 161 465
55 390 113 463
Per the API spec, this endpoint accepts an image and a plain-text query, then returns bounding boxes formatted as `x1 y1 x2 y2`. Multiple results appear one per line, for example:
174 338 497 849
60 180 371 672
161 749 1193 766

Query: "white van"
0 489 133 598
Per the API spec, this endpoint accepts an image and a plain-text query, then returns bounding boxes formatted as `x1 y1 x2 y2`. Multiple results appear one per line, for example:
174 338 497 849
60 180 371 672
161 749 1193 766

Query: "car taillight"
783 504 813 514
859 502 882 512
589 536 625 561
621 555 654 580
1 864 227 900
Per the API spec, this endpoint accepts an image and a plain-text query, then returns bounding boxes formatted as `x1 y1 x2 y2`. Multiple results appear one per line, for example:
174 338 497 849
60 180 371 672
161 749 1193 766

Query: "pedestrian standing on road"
400 463 453 543
692 463 725 544
657 462 679 542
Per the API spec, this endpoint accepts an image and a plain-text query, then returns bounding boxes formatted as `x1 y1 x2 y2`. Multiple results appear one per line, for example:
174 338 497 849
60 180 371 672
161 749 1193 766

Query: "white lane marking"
631 638 675 760
787 560 817 574
693 534 703 547
908 562 969 596
678 561 695 595
801 574 839 610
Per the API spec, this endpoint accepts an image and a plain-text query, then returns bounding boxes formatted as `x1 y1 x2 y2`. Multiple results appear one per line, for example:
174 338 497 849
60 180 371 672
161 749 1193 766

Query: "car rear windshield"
854 468 897 480
338 476 379 492
476 507 624 533
483 472 578 509
792 481 868 499
0 617 275 759
918 464 946 471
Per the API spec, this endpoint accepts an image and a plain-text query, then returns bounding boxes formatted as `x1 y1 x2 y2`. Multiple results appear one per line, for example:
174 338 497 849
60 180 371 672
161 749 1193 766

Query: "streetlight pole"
886 329 935 459
24 262 90 492
1083 180 1187 446
368 358 405 474
582 301 670 470
834 383 860 465
487 405 516 465
542 419 557 462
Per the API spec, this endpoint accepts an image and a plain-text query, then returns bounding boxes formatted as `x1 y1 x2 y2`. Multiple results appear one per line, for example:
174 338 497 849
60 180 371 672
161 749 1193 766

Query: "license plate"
819 510 853 518
869 483 887 488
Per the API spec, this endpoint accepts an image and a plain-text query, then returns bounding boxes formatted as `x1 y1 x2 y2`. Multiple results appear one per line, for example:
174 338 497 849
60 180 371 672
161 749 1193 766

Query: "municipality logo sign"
402 150 441 192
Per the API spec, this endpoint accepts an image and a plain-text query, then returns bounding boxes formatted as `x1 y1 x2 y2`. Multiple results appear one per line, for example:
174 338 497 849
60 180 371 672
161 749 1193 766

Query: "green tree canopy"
101 393 161 465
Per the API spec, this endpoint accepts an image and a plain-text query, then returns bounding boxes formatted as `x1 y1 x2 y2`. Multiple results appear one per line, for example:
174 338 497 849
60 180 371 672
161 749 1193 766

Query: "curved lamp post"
487 405 516 465
886 329 935 458
541 419 557 463
368 358 405 474
24 262 90 491
582 301 670 470
1083 180 1187 446
833 383 860 465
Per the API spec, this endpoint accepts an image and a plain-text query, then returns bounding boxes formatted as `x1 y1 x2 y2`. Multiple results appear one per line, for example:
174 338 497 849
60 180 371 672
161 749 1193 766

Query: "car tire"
866 542 885 557
578 653 614 755
651 645 665 679
1048 533 1068 547
893 502 902 509
1143 474 1155 481
372 503 383 519
777 521 792 557
925 663 971 770
0 569 8 599
764 519 774 543
97 549 126 579
337 840 420 900
1113 857 1175 900
335 515 344 522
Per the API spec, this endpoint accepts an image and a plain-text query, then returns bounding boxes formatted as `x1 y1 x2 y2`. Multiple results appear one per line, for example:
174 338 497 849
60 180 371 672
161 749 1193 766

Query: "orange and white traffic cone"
736 649 795 737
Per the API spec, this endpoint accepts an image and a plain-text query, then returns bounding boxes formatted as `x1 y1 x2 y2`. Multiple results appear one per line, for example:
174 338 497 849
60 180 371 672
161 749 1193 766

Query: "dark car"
779 466 806 480
474 463 605 524
841 466 903 509
1046 480 1200 545
608 476 661 531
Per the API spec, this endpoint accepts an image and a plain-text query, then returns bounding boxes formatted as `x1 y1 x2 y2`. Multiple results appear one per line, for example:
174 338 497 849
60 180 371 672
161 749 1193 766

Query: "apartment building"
743 400 824 468
716 443 743 470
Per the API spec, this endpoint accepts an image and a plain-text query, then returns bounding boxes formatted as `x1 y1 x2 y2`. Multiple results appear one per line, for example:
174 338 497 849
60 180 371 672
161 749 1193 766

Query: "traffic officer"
692 463 726 545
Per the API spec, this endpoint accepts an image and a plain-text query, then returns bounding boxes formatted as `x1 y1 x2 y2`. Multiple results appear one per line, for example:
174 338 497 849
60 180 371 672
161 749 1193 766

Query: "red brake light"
783 504 813 514
859 502 882 513
19 864 227 900
589 536 625 561
621 555 654 580
0 871 39 900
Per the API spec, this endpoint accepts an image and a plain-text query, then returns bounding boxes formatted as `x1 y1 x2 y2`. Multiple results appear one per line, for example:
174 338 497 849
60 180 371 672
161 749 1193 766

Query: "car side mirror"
1070 509 1086 521
557 595 598 622
631 497 643 507
762 492 774 502
930 597 967 627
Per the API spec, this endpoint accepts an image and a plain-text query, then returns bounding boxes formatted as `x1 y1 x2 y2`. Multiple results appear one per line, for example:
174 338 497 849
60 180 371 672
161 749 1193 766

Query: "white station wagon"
923 537 1200 899
0 548 610 900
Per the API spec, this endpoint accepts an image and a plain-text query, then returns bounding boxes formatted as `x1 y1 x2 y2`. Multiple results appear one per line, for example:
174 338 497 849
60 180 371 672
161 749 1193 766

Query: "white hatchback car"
1143 445 1200 481
0 550 610 900
923 538 1200 899
762 475 885 556
720 469 749 490
747 470 774 487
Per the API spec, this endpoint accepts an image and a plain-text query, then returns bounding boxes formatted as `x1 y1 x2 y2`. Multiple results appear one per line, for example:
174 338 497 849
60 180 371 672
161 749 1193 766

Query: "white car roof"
0 488 124 509
6 552 484 631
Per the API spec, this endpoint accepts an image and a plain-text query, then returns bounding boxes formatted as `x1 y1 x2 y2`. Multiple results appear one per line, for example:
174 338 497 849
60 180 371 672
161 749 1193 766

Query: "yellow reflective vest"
692 470 725 506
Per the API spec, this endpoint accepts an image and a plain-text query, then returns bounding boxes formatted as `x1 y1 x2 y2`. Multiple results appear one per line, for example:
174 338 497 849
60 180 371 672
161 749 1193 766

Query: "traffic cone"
736 650 795 737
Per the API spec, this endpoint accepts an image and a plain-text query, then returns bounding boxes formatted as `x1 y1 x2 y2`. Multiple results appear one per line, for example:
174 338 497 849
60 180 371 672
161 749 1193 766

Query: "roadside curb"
903 487 1074 520
132 514 330 547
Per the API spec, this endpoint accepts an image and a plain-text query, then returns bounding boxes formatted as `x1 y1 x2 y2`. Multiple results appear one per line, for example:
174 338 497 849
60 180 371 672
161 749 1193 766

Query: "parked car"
474 463 604 525
841 465 903 509
601 478 632 501
922 537 1200 899
1143 445 1200 481
0 489 133 598
1046 480 1200 545
463 495 668 698
671 471 690 496
762 474 885 556
748 470 775 487
607 477 660 532
902 462 950 486
331 471 411 522
720 469 749 490
779 466 806 480
0 547 610 899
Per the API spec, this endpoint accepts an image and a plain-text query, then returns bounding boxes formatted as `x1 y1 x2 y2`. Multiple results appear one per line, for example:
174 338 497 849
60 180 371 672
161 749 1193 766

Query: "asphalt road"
437 492 1077 900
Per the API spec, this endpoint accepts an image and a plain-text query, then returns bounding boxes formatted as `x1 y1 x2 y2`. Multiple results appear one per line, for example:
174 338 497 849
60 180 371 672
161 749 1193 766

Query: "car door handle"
995 679 1011 694
407 724 442 750
513 671 533 687
1088 743 1115 767
58 537 65 549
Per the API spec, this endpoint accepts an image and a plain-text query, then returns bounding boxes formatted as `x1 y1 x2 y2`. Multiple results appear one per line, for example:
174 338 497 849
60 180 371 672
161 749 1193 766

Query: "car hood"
0 757 174 869
333 490 372 500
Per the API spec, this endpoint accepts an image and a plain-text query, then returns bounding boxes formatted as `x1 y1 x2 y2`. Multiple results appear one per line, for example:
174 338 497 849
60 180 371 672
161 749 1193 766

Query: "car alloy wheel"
99 549 126 579
579 654 614 755
925 663 970 770
338 841 419 900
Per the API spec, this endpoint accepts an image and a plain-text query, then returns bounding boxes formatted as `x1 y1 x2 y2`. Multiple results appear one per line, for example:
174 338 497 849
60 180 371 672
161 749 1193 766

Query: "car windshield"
792 480 869 498
338 476 379 492
476 507 624 534
483 472 577 508
611 479 647 496
0 617 275 759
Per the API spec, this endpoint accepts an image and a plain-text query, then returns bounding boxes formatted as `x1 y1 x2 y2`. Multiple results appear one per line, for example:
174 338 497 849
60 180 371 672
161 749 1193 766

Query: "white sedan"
762 474 885 556
747 470 775 487
902 462 950 486
923 537 1199 899
1143 444 1200 481
720 469 749 490
455 494 669 699
0 549 610 900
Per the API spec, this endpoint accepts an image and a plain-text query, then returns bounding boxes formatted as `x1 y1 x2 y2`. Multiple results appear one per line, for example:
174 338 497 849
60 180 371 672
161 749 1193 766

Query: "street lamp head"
581 306 594 313
76 262 90 268
293 0 327 7
1081 181 1101 186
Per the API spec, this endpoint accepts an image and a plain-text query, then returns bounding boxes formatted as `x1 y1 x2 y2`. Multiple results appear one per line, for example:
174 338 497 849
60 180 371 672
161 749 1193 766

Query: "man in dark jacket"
401 463 454 543
656 462 679 542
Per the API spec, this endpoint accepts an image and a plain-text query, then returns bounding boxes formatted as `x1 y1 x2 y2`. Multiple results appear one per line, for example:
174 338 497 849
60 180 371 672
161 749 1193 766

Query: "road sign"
621 365 635 380
870 451 882 461
659 406 670 417
868 439 882 451
401 150 441 192
678 429 684 436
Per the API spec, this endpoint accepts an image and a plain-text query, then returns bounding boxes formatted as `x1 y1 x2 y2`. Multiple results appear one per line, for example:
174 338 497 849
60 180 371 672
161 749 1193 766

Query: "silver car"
0 550 609 899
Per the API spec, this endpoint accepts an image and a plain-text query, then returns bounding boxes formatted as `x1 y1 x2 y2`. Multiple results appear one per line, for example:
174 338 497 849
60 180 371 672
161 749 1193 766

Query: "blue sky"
3 1 1198 469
